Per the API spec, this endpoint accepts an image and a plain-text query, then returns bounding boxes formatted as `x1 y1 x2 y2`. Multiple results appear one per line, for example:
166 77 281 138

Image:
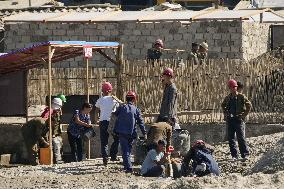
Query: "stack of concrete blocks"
4 20 271 68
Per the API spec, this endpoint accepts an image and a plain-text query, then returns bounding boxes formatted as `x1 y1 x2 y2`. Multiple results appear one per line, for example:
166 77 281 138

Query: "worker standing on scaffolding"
147 39 164 67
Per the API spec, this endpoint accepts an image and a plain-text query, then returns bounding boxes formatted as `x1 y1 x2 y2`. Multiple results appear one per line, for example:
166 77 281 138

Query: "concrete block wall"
4 20 270 68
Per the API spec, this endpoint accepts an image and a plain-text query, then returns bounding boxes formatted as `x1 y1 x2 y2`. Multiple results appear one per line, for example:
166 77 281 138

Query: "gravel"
0 132 283 189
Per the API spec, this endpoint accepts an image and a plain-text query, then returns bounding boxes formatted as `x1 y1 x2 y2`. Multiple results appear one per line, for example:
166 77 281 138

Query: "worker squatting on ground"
146 117 172 151
21 117 49 165
147 39 164 67
67 102 93 162
222 79 252 161
157 68 178 128
113 91 147 173
141 139 169 177
40 97 64 164
95 82 120 166
182 140 220 177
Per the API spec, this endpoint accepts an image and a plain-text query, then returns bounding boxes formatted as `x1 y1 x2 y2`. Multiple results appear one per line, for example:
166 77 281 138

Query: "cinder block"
231 33 241 40
221 47 230 53
0 154 11 166
231 46 240 53
132 48 140 56
194 33 204 40
174 34 182 40
133 30 141 35
213 33 221 40
52 29 66 36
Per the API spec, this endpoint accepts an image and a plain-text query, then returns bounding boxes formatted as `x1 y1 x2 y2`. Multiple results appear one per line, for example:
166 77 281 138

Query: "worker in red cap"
157 68 178 129
221 79 252 161
95 81 121 166
147 39 164 67
182 140 220 177
113 91 147 173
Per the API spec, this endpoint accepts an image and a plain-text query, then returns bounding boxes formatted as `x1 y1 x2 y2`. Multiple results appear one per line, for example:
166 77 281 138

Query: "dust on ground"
0 132 283 189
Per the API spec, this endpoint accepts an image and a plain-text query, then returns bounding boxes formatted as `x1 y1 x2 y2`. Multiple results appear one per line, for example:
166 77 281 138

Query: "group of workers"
147 39 209 66
22 51 252 178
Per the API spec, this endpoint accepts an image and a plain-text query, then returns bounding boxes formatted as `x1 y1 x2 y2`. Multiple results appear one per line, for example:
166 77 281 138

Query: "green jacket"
221 93 252 120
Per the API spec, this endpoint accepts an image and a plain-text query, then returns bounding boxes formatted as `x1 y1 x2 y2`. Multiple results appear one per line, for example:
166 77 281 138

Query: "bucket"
39 147 51 165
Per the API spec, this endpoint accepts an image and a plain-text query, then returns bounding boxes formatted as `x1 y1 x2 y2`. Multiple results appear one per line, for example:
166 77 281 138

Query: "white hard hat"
52 97 63 107
200 42 208 50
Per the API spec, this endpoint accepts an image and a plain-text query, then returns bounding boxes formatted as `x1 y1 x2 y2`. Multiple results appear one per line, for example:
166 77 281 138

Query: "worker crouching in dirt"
182 140 220 177
67 102 93 162
21 118 49 165
157 68 178 129
146 116 172 151
222 79 252 161
41 97 63 164
113 91 147 173
141 139 168 177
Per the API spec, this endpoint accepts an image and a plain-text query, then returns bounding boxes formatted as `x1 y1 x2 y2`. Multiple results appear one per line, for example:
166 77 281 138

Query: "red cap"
192 140 205 148
102 82 113 93
162 68 174 77
126 91 137 100
228 79 238 88
154 39 164 48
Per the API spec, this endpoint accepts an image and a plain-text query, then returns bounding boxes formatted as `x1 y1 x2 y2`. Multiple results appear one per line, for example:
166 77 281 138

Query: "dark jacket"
147 47 162 60
146 122 172 148
183 147 220 177
114 102 146 138
221 93 252 120
159 83 178 119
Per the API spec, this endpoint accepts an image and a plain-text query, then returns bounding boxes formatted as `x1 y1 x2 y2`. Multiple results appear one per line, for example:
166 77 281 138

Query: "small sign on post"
83 46 93 58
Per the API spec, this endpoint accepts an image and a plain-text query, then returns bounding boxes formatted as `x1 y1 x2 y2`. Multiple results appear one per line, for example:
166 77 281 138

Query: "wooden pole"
116 44 124 100
85 57 91 159
25 71 29 123
48 45 53 165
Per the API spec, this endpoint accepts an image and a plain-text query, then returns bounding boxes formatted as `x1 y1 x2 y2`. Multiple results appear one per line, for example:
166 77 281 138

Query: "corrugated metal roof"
0 41 120 75
3 9 284 23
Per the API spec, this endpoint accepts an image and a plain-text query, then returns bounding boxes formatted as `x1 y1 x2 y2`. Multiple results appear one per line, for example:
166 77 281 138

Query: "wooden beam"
96 49 119 65
240 8 270 20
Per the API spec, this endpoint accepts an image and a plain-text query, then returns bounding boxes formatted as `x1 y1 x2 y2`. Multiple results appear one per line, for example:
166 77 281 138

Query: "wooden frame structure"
0 41 122 165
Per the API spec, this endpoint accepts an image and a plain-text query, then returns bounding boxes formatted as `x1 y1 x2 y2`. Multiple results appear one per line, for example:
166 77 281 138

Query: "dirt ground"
0 132 283 189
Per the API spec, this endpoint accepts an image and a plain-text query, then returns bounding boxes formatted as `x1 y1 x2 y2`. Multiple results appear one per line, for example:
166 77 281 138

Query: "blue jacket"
68 110 91 138
113 102 146 138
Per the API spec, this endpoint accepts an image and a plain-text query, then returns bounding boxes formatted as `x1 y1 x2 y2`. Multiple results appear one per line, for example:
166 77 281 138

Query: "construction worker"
95 82 120 166
147 39 164 67
56 94 66 116
67 102 93 162
21 118 49 165
146 116 172 151
113 91 147 173
157 68 178 128
182 140 220 177
222 79 252 161
187 42 200 65
140 139 168 177
198 41 208 65
41 97 63 164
